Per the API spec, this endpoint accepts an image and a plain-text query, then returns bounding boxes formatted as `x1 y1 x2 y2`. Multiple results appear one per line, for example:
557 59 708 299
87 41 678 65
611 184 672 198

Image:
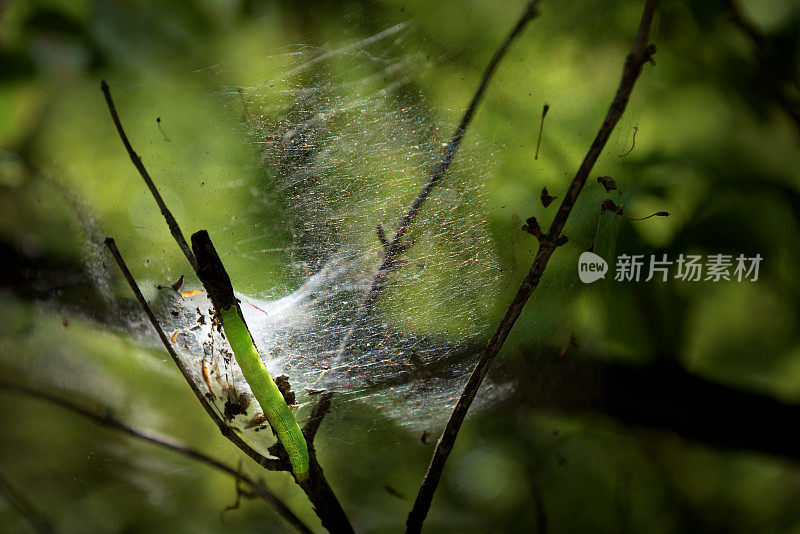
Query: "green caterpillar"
219 306 310 480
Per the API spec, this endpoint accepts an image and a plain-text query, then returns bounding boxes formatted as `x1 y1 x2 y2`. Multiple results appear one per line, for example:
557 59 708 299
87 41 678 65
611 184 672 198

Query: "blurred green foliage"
2 0 800 532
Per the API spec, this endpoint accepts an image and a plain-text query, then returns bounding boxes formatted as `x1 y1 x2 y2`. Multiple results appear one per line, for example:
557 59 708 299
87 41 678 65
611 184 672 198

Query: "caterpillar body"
219 307 310 479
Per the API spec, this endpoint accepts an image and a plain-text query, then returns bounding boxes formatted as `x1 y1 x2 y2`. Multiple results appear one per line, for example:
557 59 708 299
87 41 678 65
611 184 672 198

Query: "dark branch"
303 392 334 443
103 237 284 472
191 230 238 311
0 382 311 534
406 1 660 531
336 0 542 357
295 454 353 533
100 80 198 272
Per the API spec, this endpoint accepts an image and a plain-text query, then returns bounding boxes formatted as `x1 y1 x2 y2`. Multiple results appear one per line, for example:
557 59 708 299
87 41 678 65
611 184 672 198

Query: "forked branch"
104 237 284 472
102 81 352 532
406 1 660 531
337 0 542 356
190 231 353 534
100 81 197 271
0 382 311 534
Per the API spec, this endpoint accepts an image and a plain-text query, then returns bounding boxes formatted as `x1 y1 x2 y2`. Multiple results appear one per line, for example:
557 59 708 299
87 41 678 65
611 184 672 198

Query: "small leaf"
541 187 558 207
157 274 184 292
597 175 618 192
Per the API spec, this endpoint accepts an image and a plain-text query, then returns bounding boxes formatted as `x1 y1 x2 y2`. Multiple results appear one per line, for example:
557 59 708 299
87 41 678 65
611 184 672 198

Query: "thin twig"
535 103 549 160
101 80 198 272
103 237 284 472
405 2 660 531
526 465 547 534
336 0 542 357
0 382 312 534
618 125 638 157
0 465 58 534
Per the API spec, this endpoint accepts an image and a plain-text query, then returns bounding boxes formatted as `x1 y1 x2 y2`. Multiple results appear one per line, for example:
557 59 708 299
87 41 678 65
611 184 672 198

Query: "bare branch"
0 382 311 534
337 0 542 356
100 80 198 272
406 1 660 531
103 237 284 472
302 392 334 443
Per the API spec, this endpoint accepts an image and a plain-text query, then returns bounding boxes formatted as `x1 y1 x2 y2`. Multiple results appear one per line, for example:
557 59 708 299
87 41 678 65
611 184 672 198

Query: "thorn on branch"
645 43 657 64
523 216 568 247
521 216 542 238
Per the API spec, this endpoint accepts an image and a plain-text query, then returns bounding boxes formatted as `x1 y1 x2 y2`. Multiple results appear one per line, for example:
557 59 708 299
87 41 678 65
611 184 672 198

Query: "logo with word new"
578 252 608 283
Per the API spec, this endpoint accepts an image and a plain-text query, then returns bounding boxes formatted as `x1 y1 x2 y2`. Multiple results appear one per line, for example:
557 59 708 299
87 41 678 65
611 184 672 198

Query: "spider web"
115 24 510 455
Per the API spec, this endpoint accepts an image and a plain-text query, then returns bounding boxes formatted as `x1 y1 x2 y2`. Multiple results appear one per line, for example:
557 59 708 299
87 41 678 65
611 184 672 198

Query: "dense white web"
121 25 510 454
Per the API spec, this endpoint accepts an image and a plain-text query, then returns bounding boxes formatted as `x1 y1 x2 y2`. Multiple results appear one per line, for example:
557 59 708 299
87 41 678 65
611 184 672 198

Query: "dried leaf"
600 199 624 215
181 289 204 298
274 375 297 405
201 359 216 400
157 274 184 292
541 187 558 208
597 175 618 192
